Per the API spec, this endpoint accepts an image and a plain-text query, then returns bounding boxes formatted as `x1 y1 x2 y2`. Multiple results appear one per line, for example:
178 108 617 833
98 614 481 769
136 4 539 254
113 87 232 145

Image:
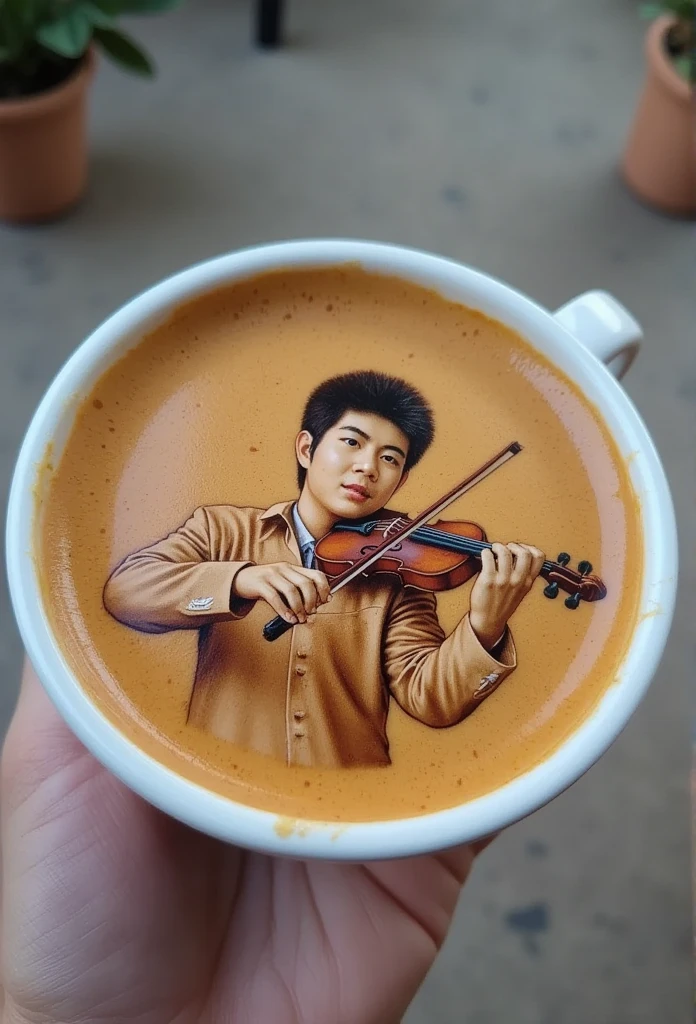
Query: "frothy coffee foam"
36 267 642 822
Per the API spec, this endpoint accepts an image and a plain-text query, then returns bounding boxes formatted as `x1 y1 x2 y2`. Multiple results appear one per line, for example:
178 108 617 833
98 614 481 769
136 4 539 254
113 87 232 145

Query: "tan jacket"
103 501 517 768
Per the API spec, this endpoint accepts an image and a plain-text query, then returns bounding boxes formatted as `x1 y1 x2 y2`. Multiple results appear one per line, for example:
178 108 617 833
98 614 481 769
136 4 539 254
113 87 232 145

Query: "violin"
316 514 606 606
263 440 607 642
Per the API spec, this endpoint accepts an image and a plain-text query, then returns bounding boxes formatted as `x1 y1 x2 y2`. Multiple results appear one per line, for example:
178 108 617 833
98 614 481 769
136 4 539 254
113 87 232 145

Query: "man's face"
297 410 410 520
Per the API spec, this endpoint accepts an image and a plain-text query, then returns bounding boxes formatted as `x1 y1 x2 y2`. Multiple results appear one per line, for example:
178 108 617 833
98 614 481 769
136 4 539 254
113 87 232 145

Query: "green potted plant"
0 0 183 224
621 1 696 217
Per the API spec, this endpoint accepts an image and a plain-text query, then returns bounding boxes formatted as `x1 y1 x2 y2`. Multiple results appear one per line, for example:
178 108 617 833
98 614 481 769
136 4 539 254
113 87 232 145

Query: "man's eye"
342 437 358 446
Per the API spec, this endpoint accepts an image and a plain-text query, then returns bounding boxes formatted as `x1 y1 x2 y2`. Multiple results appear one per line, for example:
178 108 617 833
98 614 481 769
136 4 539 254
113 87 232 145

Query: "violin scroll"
542 553 606 608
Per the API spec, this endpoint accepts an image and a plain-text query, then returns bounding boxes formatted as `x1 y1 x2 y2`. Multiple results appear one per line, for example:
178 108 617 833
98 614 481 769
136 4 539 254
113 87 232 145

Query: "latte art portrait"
35 265 643 823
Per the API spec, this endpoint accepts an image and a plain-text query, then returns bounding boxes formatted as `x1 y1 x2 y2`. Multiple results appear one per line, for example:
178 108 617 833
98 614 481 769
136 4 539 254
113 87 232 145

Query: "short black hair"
296 370 435 489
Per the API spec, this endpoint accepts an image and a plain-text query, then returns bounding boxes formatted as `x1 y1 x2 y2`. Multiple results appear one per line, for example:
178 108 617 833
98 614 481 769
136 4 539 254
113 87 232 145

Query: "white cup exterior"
5 240 678 861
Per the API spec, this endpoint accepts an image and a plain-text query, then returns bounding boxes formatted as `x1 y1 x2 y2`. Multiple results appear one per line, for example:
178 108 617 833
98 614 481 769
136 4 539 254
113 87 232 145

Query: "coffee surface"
37 266 643 822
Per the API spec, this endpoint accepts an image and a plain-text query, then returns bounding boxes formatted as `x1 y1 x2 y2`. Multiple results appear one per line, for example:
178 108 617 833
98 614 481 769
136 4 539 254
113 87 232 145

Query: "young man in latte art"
103 371 544 769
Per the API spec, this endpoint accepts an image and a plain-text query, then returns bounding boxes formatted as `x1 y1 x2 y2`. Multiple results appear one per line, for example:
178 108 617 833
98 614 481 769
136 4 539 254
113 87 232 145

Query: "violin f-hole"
361 543 401 556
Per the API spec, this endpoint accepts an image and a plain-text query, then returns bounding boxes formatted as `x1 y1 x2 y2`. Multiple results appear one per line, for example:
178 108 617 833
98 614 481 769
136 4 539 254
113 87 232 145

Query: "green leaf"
665 0 696 18
36 7 93 58
78 1 117 28
673 54 695 82
93 25 154 75
87 0 124 12
639 3 666 19
117 0 185 11
1 0 41 28
0 0 38 56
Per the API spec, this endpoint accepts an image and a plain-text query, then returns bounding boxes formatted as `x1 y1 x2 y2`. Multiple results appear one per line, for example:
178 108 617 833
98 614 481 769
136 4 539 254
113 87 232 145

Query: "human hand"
233 561 332 623
1 659 494 1024
470 542 545 651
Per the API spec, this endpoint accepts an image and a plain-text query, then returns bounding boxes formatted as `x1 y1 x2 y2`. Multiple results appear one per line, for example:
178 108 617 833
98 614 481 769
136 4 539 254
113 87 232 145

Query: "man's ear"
296 430 314 469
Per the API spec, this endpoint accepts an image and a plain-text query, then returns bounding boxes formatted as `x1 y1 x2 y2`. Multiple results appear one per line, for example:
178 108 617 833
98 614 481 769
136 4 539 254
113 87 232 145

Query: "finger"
283 566 322 615
491 542 512 582
308 569 332 604
508 543 532 585
292 565 332 605
261 582 299 623
2 657 87 814
529 546 546 579
479 547 496 582
2 658 175 989
516 544 546 583
274 576 308 621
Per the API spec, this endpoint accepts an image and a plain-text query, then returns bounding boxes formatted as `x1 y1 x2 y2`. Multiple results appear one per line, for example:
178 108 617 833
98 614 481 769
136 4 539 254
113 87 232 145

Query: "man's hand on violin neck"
233 562 332 623
469 542 545 651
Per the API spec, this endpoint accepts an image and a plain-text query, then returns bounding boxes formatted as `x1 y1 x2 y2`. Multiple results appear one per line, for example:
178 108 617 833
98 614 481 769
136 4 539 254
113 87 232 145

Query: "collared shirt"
291 503 316 569
104 500 517 768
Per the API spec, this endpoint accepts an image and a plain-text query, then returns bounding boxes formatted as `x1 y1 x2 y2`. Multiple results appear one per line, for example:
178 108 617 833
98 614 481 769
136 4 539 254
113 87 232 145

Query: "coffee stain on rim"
638 604 664 623
273 816 352 839
274 817 316 838
30 441 55 564
32 440 54 505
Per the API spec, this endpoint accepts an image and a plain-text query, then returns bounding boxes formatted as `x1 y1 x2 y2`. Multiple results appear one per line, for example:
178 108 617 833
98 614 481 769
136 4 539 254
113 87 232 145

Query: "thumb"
1 658 89 817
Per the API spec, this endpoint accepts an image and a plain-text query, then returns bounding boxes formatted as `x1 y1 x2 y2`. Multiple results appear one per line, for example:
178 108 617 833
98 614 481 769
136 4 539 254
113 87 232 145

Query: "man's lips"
342 484 370 498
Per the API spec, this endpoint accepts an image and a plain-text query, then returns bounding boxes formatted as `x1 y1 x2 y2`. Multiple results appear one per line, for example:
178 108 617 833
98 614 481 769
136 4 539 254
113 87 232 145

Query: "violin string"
365 519 557 573
416 526 558 572
368 518 494 555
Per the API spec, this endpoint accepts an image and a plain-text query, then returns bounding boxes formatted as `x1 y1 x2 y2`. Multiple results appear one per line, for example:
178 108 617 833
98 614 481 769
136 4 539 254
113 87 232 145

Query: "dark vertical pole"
256 0 284 48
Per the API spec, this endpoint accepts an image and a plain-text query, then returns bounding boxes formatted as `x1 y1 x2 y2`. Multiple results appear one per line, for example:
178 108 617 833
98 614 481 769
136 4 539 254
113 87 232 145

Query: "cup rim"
5 238 679 860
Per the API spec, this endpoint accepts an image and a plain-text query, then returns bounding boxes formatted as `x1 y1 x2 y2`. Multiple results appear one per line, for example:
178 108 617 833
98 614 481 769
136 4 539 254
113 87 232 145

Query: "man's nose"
354 454 378 478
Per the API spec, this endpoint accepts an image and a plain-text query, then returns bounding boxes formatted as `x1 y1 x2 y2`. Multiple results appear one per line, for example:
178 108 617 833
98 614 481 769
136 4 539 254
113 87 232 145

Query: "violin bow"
263 440 523 641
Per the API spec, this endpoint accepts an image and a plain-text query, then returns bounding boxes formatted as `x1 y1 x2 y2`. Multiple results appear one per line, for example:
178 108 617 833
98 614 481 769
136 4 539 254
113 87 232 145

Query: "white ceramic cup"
5 239 678 861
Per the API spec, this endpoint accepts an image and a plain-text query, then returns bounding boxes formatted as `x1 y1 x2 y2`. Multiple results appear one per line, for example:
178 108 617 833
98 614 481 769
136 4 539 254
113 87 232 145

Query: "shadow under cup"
6 242 677 860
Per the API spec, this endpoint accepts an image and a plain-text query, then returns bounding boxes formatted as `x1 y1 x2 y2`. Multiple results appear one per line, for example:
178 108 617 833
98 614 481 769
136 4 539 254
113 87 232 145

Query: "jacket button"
297 649 308 658
295 665 306 676
294 728 305 738
293 710 306 720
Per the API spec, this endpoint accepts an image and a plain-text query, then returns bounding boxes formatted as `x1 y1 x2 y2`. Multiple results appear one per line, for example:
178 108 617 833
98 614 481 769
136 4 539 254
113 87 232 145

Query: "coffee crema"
35 267 643 822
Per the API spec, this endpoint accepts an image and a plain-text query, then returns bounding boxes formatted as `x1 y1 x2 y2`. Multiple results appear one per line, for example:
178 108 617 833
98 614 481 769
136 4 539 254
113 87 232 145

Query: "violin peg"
564 592 581 610
577 560 592 575
543 582 559 599
557 552 571 566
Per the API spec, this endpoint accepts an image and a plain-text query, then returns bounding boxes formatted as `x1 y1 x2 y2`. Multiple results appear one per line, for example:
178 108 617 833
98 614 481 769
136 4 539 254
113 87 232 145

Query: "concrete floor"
1 0 694 1020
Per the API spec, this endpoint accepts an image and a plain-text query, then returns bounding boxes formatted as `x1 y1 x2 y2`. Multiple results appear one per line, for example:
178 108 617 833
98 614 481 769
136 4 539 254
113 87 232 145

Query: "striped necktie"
301 538 316 570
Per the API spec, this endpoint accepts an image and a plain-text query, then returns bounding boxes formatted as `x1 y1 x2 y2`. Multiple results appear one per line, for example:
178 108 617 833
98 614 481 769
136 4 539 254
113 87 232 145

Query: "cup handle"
553 290 643 380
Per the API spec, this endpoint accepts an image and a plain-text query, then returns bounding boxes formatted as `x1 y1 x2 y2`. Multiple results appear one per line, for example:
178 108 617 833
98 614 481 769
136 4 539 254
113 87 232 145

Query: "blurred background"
1 0 694 1020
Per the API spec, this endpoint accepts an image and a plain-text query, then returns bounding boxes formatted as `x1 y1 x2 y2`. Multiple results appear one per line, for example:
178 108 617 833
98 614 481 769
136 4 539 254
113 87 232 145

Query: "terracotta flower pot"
0 50 95 224
621 15 696 217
